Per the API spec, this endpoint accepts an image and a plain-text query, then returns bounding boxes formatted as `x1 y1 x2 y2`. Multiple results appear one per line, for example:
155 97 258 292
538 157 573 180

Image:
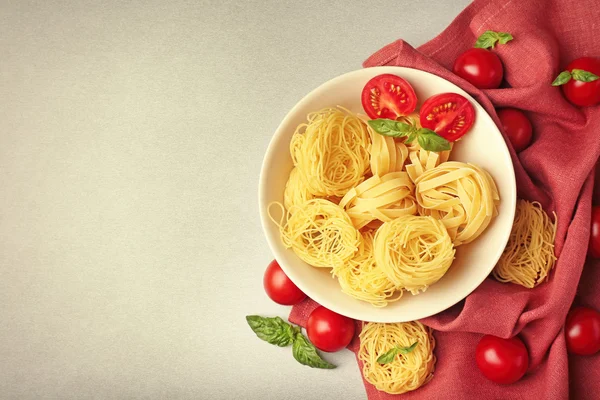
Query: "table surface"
0 1 471 398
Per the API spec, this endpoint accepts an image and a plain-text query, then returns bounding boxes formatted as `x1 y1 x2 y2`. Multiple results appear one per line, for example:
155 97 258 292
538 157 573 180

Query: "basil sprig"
367 118 451 152
376 342 418 364
246 315 336 369
552 69 600 86
474 30 513 49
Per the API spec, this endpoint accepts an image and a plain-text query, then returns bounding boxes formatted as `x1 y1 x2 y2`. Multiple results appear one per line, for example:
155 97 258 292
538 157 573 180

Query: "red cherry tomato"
565 307 600 355
497 108 533 152
560 57 600 107
419 93 475 141
589 207 600 258
475 335 529 384
361 74 417 119
453 48 504 89
306 306 355 352
263 260 306 305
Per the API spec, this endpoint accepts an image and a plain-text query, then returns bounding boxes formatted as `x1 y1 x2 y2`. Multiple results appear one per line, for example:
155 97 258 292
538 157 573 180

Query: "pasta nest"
278 199 360 269
373 215 455 294
291 107 370 198
415 161 500 246
340 172 417 230
359 321 436 395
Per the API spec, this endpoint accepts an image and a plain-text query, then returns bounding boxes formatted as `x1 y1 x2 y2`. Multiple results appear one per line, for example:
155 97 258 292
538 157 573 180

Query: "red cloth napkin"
289 0 600 398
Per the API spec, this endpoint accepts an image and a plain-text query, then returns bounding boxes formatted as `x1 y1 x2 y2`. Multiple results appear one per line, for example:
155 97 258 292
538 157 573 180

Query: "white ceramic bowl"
259 67 516 323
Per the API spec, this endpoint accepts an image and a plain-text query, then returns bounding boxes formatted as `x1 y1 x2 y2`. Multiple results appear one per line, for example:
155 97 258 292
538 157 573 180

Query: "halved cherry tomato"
419 93 475 141
497 108 533 152
475 335 529 384
565 306 600 355
361 74 417 119
453 48 504 89
263 260 307 305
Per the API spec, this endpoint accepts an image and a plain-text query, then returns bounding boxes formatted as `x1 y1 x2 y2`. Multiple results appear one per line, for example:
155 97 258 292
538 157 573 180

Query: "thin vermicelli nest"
332 231 401 307
291 107 371 197
415 161 500 246
359 321 436 395
270 199 360 269
339 172 417 229
373 215 455 295
493 199 557 288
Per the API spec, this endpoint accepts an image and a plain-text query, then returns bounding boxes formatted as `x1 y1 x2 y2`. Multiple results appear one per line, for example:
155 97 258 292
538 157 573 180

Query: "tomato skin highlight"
361 74 418 119
419 93 475 141
306 306 355 352
497 108 533 152
561 57 600 107
453 48 504 89
475 335 529 384
263 260 307 305
589 207 600 258
565 307 600 356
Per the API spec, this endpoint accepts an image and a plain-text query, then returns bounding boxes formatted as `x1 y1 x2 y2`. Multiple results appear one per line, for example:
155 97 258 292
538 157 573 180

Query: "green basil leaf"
405 132 417 144
368 119 412 137
246 315 296 347
417 129 451 152
474 30 513 49
552 70 572 86
571 69 600 82
292 333 336 369
398 341 418 355
497 32 514 45
377 342 418 364
376 347 400 364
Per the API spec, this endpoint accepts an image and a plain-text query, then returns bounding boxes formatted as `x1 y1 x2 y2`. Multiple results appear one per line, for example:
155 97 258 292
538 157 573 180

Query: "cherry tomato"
560 57 600 107
497 108 533 152
306 306 355 352
453 48 504 89
589 207 600 258
565 307 600 355
263 260 306 305
361 74 417 119
419 93 475 141
475 335 529 384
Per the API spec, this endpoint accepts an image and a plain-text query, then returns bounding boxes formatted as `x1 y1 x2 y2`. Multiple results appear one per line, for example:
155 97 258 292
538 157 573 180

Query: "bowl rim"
258 66 516 322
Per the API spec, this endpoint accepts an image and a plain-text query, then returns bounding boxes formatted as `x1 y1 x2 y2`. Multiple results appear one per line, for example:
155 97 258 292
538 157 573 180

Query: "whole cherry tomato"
497 108 533 152
307 306 355 352
453 48 504 89
589 207 600 258
475 335 529 384
263 260 306 305
565 306 600 355
554 57 600 107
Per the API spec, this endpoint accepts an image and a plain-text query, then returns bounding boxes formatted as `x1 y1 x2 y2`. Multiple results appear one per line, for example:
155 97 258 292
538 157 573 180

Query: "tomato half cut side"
419 93 475 142
361 74 418 119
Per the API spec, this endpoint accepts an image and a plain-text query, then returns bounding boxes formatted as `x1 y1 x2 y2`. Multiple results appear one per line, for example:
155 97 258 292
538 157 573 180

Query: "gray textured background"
0 1 470 399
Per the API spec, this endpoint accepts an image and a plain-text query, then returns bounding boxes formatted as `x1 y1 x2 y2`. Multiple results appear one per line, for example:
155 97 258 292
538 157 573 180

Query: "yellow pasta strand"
332 231 401 307
415 161 500 246
359 321 436 395
340 172 417 229
269 199 360 269
404 124 453 183
373 215 455 295
493 199 557 288
291 107 371 197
